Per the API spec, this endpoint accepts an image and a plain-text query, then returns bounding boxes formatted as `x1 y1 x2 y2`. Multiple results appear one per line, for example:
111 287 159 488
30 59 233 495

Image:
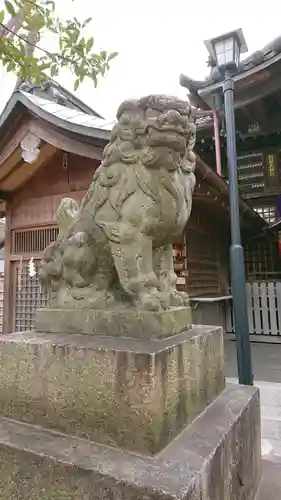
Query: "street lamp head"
204 29 248 75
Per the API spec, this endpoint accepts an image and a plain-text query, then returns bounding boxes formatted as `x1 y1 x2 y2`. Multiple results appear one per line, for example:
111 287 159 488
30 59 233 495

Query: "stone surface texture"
0 384 261 500
0 325 224 454
38 95 197 328
35 305 192 338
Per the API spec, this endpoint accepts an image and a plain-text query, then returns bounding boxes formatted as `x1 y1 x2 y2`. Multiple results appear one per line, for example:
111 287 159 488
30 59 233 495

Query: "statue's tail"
55 197 79 238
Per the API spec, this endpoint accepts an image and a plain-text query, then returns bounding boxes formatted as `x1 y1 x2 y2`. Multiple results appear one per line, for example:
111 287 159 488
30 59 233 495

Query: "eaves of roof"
0 91 113 142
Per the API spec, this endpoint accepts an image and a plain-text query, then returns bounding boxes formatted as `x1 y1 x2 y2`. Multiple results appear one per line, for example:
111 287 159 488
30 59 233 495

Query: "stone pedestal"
0 384 261 500
0 326 223 454
0 325 262 499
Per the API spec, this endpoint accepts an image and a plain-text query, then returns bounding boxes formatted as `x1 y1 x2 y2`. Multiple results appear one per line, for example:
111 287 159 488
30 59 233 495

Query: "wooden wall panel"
11 191 87 229
185 207 229 297
16 151 68 200
11 152 99 229
68 153 97 191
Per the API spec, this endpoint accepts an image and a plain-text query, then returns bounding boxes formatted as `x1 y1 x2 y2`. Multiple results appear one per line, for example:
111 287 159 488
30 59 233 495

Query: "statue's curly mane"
100 95 196 173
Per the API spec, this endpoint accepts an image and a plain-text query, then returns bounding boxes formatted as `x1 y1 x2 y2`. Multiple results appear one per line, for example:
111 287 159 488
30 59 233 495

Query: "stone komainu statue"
39 95 196 311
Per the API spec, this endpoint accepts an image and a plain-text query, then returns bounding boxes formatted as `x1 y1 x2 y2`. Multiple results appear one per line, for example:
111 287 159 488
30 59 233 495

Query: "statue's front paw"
170 291 190 307
138 291 161 311
137 290 174 311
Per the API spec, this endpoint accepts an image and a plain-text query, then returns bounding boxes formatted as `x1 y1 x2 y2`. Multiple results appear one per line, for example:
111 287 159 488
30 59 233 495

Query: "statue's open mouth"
146 123 189 154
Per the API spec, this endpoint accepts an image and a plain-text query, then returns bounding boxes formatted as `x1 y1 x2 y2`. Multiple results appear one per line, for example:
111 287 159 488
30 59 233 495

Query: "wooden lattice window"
245 235 281 281
186 227 220 297
254 206 276 224
14 263 47 332
12 227 59 254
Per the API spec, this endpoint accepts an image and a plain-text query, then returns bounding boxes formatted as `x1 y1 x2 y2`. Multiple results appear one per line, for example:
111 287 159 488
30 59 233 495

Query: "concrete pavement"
225 339 281 497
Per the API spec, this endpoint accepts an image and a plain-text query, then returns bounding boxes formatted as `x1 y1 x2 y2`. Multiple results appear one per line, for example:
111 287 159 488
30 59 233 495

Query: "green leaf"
31 12 45 31
91 71 98 87
18 41 26 56
0 1 117 88
40 63 51 71
73 17 81 28
34 74 42 85
50 64 59 77
46 0 55 11
74 78 80 91
7 62 15 72
107 51 119 61
4 0 16 17
82 17 92 28
86 37 94 52
67 29 79 44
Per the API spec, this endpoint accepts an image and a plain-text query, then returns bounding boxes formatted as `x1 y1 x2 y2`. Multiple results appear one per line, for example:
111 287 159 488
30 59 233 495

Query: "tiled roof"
20 91 115 131
0 90 114 141
17 79 103 117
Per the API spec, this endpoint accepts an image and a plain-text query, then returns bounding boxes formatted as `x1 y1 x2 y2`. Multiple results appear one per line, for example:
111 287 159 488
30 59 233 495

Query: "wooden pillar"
3 202 12 333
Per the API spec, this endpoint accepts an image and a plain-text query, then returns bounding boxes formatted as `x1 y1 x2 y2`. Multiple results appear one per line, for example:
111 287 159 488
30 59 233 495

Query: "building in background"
181 35 281 226
0 83 264 333
181 35 281 340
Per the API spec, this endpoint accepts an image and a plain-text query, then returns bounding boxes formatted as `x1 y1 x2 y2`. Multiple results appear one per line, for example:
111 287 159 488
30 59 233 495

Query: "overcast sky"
0 0 281 119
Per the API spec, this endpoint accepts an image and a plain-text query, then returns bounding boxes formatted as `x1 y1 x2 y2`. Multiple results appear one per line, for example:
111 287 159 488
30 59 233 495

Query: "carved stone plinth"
0 384 261 500
35 306 192 339
0 326 223 454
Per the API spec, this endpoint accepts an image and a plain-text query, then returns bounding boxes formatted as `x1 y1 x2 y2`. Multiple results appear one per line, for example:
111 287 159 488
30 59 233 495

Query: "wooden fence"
226 281 281 337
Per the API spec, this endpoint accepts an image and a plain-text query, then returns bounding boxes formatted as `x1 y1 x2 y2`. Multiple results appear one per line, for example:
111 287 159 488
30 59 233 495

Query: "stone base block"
0 326 224 454
35 306 192 339
0 385 261 500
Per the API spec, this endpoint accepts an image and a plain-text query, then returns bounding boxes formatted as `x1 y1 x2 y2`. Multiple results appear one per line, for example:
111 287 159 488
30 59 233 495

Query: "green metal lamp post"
204 29 253 385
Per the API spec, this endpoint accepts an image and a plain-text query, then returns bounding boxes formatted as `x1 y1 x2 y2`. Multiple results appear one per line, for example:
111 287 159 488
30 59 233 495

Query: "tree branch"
0 21 75 66
16 28 40 86
0 3 32 39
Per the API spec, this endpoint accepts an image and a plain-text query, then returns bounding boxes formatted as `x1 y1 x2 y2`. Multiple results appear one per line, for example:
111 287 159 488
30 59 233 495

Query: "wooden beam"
235 73 281 109
253 99 268 123
241 104 256 125
0 190 11 201
0 121 29 175
1 143 57 191
29 118 104 161
0 202 6 216
242 100 269 133
0 148 23 181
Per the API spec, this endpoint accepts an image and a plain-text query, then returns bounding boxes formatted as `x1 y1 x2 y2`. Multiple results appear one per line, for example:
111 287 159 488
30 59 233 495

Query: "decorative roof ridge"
16 79 103 118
